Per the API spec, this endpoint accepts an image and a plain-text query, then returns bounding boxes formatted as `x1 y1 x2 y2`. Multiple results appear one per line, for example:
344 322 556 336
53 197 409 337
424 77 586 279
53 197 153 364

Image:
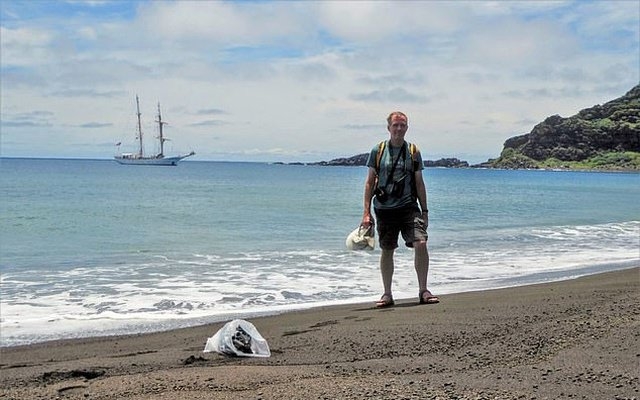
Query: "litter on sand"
203 319 271 358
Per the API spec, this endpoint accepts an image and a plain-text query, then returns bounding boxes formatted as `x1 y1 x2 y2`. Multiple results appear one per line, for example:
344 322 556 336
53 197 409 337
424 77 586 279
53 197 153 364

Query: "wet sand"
1 267 638 400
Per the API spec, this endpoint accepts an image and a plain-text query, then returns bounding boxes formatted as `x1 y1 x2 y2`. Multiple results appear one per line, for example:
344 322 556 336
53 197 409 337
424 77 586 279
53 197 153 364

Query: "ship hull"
114 153 194 166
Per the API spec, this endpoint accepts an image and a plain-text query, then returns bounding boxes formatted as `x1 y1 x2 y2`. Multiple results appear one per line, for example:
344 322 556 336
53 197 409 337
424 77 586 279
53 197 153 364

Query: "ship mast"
156 102 168 158
135 95 144 158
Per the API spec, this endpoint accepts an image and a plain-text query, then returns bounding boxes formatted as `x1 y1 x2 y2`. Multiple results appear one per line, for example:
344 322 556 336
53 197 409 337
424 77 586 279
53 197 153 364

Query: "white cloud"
1 26 54 66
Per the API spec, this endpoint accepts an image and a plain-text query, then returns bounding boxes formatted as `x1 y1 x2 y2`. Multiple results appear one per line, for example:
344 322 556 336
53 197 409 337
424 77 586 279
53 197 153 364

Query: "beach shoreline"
1 267 638 399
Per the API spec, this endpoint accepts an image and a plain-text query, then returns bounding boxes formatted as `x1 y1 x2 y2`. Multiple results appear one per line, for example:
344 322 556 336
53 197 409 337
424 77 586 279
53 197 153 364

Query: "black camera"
375 175 407 203
374 186 388 202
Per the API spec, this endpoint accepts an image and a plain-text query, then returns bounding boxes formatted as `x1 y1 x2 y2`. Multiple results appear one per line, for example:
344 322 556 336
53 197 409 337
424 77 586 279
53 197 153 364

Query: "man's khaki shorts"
375 204 427 250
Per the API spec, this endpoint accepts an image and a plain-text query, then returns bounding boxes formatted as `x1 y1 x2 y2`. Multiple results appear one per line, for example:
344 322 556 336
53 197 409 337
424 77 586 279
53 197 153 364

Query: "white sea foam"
2 221 638 347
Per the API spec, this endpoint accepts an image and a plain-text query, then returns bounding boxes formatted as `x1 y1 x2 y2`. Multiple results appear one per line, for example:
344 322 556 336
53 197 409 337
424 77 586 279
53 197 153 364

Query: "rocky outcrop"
424 158 469 168
310 153 369 166
488 85 640 169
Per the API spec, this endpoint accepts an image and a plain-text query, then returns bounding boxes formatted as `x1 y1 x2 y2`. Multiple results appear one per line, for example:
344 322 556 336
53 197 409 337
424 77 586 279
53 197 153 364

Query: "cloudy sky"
1 0 638 163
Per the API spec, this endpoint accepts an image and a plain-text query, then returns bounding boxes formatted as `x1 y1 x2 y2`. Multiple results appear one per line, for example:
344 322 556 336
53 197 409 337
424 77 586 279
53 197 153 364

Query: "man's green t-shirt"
366 140 423 210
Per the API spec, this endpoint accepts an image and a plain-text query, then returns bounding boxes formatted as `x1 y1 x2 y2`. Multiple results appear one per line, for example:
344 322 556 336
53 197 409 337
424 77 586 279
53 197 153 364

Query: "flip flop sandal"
375 294 395 308
419 290 440 304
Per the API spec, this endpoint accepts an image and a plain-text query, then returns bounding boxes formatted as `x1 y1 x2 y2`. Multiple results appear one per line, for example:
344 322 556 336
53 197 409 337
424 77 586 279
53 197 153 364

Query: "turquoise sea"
1 158 638 346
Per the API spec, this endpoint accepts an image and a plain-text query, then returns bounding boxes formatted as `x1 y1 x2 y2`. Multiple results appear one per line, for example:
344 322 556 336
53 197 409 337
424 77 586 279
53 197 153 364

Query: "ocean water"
1 158 638 347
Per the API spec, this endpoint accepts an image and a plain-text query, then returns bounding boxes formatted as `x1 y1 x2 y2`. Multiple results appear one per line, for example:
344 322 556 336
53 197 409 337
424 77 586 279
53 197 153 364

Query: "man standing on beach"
361 111 439 307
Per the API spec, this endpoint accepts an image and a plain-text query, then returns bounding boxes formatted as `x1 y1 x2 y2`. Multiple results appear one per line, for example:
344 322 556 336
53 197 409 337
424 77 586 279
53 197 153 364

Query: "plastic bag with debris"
203 319 271 358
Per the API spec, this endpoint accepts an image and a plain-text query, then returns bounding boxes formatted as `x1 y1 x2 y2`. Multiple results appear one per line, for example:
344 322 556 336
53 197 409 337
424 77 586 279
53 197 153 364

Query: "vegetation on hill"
485 85 640 171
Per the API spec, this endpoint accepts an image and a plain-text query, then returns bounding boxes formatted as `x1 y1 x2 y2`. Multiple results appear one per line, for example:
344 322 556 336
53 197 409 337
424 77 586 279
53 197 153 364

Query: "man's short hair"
387 111 408 126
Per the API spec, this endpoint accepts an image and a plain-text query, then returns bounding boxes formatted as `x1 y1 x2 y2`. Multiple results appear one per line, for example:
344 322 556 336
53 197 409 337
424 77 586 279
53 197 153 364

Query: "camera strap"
384 142 407 185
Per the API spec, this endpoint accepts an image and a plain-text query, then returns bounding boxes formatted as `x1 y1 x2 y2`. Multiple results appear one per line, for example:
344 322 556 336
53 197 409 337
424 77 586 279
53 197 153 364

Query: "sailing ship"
115 95 195 166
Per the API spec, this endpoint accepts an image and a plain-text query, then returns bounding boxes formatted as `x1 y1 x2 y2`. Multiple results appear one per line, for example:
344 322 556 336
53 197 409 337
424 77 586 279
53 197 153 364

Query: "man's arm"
362 167 377 227
413 151 429 227
414 170 428 210
413 149 428 213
